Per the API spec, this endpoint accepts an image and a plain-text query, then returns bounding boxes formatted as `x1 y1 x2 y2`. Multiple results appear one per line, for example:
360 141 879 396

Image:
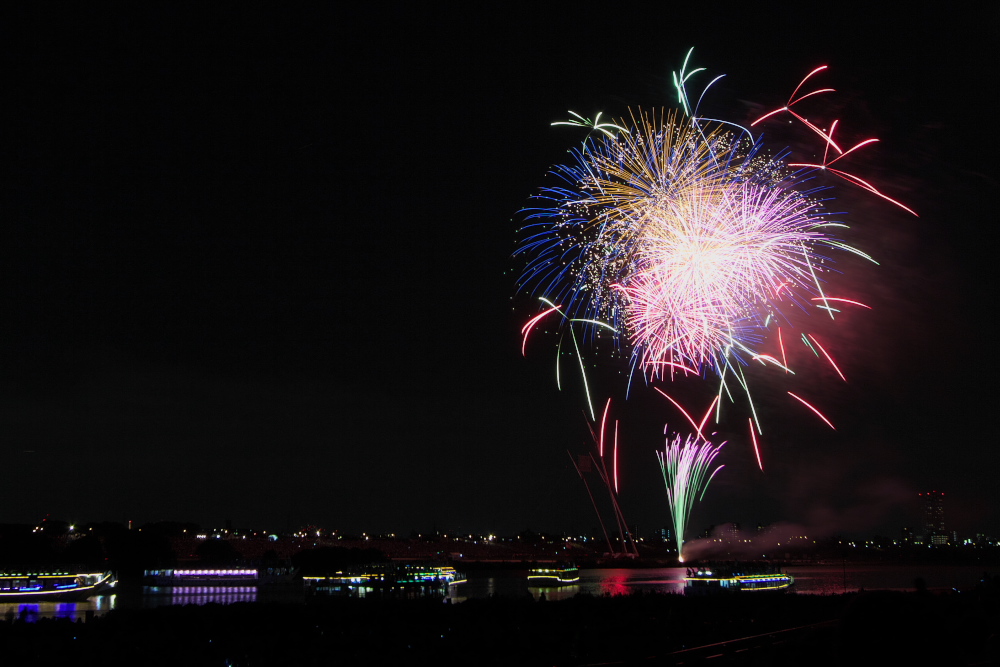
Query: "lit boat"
303 564 466 594
684 563 794 595
426 565 466 585
143 567 294 586
527 564 580 586
0 569 116 600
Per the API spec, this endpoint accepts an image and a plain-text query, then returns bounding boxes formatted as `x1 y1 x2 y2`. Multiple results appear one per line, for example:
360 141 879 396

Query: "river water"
449 564 992 602
3 564 992 621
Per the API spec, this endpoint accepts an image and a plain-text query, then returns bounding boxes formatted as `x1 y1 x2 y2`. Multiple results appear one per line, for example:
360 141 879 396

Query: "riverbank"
3 584 996 666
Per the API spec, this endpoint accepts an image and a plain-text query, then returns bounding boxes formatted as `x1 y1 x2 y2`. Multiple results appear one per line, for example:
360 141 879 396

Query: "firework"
518 51 909 496
657 432 725 562
516 106 849 381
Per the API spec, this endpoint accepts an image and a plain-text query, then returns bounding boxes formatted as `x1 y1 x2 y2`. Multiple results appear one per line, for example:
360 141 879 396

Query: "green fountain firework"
658 432 725 562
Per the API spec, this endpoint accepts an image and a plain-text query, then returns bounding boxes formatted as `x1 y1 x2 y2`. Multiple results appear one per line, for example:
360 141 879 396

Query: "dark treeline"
291 547 387 575
0 522 173 573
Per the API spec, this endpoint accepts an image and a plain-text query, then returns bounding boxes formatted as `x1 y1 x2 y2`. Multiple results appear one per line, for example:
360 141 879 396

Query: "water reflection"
784 564 987 594
17 603 40 623
588 568 688 596
92 594 116 612
143 586 258 607
445 568 690 602
446 574 527 603
0 594 117 623
54 602 77 621
598 573 631 597
528 585 580 601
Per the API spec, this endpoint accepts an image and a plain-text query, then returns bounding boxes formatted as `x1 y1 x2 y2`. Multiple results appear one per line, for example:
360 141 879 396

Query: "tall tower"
919 491 947 545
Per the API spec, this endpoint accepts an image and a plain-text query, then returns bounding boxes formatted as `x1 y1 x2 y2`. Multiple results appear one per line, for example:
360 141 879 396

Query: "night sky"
5 6 995 540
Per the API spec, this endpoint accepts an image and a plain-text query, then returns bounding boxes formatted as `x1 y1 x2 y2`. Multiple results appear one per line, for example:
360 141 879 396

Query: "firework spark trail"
806 333 846 381
613 420 620 493
750 65 836 141
658 432 725 562
599 398 611 457
748 418 763 471
787 391 836 429
753 68 918 217
811 296 871 310
521 298 618 418
654 388 706 437
521 305 562 355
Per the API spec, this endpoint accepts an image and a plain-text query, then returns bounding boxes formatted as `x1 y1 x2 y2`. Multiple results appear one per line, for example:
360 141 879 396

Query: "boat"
303 564 466 595
143 567 294 586
527 564 580 586
684 563 793 595
0 568 117 600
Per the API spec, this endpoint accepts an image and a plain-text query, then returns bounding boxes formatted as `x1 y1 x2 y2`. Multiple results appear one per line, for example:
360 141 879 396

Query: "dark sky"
4 6 995 539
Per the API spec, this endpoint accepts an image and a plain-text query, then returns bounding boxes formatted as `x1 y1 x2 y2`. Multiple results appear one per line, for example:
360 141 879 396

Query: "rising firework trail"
577 399 638 557
657 432 725 562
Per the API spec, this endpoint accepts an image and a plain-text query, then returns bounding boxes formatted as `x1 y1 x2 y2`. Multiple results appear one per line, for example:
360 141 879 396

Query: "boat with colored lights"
527 564 580 586
684 563 794 595
303 564 465 596
0 568 116 600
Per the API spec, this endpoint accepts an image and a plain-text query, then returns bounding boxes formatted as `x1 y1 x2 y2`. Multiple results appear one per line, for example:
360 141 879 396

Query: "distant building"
919 490 948 545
